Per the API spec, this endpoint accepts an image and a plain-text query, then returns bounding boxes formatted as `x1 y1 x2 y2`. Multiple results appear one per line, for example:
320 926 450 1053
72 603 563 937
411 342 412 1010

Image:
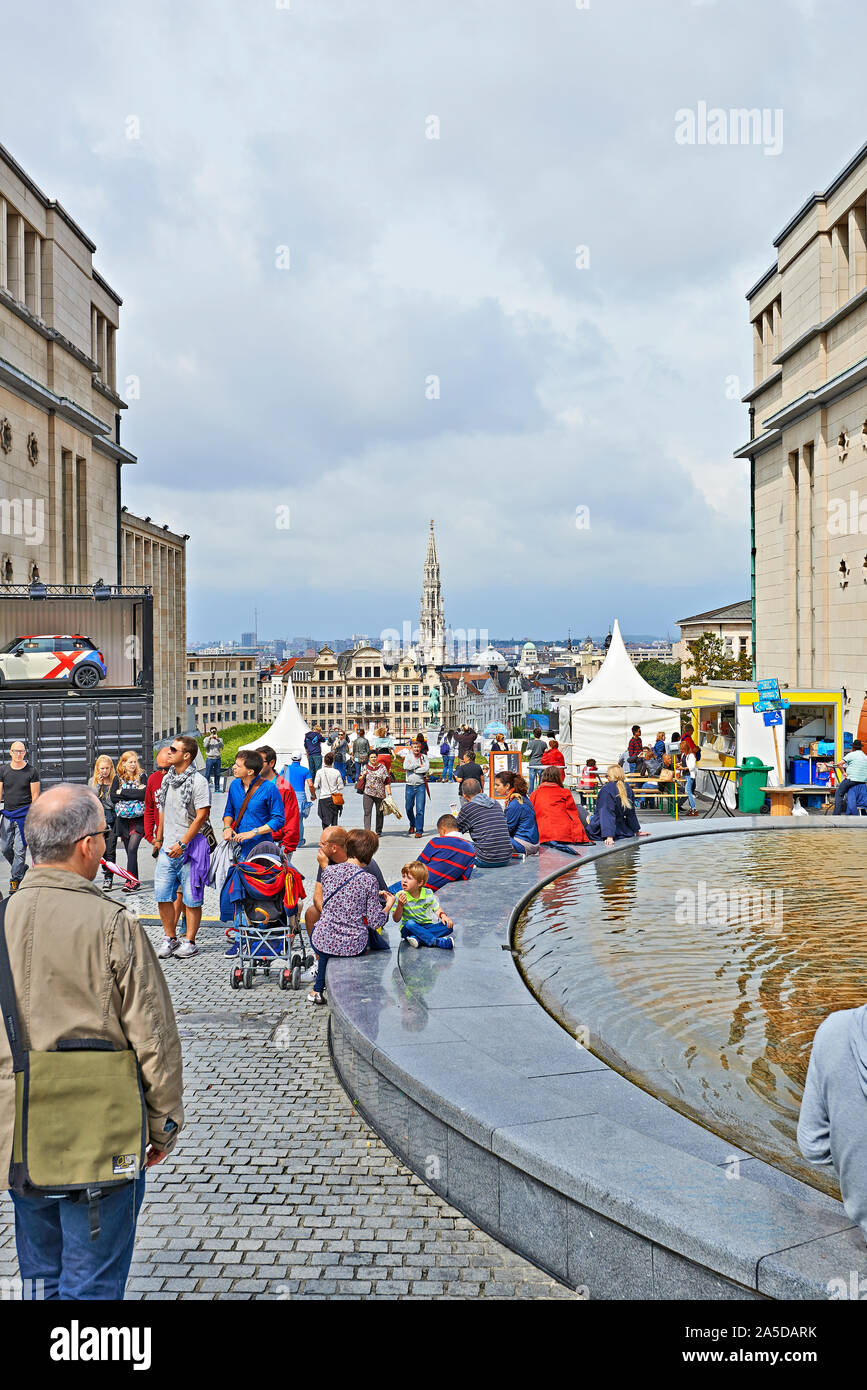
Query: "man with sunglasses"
152 737 211 961
0 783 183 1299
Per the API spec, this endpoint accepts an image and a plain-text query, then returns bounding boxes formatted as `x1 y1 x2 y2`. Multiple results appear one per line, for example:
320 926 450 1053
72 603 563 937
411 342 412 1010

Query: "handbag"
331 792 345 808
0 899 147 1204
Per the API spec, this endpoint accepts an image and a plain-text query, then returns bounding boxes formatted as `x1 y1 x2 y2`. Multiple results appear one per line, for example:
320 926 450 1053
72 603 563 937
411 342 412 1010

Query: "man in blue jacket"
304 726 325 779
222 750 284 852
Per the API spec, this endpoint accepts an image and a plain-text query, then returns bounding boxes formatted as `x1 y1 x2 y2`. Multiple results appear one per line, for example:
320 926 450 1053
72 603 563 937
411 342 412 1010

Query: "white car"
0 634 107 689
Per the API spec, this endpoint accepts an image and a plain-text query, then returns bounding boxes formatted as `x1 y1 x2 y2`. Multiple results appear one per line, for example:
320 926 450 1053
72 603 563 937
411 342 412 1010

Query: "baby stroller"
221 844 309 991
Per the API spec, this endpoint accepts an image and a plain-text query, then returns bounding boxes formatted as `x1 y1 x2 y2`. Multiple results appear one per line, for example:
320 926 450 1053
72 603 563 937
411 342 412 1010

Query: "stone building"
121 511 187 740
0 143 135 587
186 652 259 730
735 139 867 726
674 600 752 679
289 644 438 738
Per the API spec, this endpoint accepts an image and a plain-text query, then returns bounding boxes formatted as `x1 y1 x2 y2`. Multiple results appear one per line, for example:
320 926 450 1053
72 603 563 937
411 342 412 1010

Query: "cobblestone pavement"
0 787 583 1299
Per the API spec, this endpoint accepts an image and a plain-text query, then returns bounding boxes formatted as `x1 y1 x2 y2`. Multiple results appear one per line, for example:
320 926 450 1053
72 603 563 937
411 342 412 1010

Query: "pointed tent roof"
240 669 311 764
563 619 683 709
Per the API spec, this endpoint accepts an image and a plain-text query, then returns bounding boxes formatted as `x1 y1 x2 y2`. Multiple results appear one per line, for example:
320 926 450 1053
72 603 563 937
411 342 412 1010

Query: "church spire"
419 520 445 666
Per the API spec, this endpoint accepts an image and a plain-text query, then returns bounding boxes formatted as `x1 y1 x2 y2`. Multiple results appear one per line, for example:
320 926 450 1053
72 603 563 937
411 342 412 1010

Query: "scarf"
157 764 199 817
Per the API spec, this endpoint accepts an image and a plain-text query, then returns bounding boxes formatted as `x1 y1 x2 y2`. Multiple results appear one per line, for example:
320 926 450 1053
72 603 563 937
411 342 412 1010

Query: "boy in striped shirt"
418 814 475 890
392 861 455 950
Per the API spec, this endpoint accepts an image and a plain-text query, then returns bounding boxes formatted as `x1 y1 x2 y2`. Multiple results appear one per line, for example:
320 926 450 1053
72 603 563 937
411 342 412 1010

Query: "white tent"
558 619 685 776
240 673 310 769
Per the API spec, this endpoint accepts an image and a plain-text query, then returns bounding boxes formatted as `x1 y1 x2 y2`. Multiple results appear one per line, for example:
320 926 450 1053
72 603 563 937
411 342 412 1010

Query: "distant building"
674 600 752 678
186 651 259 730
121 511 187 740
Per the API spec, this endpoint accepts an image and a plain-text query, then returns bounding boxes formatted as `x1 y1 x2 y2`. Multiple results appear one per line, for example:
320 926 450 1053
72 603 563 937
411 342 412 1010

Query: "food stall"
687 682 843 810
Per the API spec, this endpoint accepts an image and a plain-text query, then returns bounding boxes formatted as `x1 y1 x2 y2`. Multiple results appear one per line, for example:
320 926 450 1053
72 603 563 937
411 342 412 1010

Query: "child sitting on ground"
391 860 455 949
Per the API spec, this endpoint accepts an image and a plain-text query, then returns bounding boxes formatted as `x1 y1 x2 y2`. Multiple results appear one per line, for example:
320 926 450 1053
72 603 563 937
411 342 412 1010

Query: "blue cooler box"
792 759 811 784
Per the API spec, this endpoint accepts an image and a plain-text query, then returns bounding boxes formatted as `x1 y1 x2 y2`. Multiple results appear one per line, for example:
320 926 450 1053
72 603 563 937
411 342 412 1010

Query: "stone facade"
121 512 187 740
736 140 867 727
674 600 752 679
0 143 135 588
290 645 438 737
187 652 259 730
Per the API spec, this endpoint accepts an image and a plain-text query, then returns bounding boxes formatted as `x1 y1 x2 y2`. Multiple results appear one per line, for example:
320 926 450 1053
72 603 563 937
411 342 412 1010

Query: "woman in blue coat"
587 765 650 846
494 771 540 854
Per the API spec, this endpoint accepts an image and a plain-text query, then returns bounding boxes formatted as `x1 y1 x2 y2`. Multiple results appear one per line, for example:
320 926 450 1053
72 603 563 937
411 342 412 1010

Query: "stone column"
0 199 7 291
7 213 24 302
849 205 867 300
832 221 849 309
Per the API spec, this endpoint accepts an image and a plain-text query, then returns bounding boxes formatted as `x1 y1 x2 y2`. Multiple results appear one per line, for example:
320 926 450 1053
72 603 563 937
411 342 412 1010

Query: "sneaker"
306 990 326 1005
157 937 178 960
404 936 420 948
300 964 317 983
434 936 454 950
224 943 239 957
175 940 199 958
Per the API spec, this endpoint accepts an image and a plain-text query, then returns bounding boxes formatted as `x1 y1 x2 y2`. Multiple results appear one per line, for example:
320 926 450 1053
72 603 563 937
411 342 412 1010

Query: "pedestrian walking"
403 737 429 839
440 732 455 783
153 736 212 961
526 728 546 794
110 751 148 889
331 730 350 785
259 744 300 859
91 755 118 890
310 752 345 829
304 726 325 779
359 751 390 834
203 727 224 794
0 740 40 893
351 729 370 782
0 783 183 1300
286 752 311 846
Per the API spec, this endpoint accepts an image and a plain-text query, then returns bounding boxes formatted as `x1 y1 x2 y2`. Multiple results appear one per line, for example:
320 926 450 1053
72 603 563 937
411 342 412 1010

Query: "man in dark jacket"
304 727 325 779
456 726 478 759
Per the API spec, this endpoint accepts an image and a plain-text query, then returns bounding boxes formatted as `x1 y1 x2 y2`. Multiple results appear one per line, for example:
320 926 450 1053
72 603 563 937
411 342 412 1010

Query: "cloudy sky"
2 0 859 641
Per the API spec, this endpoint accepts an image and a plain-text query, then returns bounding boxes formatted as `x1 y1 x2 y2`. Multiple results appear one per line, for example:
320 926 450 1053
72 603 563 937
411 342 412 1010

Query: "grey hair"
25 784 104 864
461 779 482 797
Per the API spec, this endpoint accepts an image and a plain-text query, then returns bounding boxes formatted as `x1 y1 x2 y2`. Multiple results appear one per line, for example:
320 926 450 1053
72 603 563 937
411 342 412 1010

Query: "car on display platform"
0 634 108 690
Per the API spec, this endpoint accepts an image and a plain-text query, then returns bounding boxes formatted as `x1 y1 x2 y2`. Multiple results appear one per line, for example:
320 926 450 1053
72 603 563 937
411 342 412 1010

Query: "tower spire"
419 520 445 666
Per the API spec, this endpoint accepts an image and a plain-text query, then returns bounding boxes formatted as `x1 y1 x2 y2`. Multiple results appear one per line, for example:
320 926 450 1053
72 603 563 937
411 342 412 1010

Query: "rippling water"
515 831 867 1193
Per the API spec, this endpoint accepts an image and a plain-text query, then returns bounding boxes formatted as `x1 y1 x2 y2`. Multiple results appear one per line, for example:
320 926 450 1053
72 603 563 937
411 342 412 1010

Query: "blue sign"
756 678 781 699
762 709 783 726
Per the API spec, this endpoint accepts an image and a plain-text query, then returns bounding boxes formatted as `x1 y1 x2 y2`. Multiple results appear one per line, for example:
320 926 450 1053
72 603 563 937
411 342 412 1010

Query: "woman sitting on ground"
308 837 388 1005
494 770 540 855
530 768 590 854
587 765 651 846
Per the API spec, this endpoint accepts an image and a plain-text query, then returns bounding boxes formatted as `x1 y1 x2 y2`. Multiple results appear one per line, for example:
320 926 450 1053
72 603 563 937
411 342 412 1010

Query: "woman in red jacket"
540 739 566 784
530 768 590 854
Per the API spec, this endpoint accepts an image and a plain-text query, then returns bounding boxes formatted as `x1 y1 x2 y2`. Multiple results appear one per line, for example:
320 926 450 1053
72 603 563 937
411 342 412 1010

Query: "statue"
426 685 441 721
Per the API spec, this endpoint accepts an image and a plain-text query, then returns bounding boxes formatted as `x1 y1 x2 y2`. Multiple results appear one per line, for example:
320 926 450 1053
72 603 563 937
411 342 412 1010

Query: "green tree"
677 634 752 699
636 659 681 698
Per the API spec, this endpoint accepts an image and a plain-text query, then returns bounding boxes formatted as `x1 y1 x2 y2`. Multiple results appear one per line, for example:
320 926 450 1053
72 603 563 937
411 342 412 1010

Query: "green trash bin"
738 757 774 814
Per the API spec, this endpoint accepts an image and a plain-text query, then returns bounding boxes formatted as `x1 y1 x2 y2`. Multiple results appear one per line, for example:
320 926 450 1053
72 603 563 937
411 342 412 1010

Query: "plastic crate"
791 759 811 784
814 764 831 785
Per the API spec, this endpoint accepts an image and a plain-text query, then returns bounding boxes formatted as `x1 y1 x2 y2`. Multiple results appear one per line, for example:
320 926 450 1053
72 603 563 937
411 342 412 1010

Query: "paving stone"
0 905 580 1301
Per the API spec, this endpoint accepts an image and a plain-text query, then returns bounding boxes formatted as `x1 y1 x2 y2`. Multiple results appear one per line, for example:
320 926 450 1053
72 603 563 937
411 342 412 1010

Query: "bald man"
0 783 183 1299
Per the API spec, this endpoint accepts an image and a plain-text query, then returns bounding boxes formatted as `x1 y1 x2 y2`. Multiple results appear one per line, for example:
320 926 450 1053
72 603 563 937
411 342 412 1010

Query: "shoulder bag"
0 899 147 1226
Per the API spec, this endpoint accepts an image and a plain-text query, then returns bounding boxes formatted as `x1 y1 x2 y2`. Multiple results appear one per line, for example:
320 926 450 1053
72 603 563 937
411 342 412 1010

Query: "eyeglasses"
76 826 108 843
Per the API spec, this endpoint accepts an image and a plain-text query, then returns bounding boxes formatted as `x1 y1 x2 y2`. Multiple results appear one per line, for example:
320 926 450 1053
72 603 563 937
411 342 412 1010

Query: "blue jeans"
12 1172 146 1300
685 775 696 811
354 759 365 782
205 757 222 793
528 767 543 793
0 816 27 880
405 783 426 833
308 753 323 779
400 920 453 947
441 754 454 781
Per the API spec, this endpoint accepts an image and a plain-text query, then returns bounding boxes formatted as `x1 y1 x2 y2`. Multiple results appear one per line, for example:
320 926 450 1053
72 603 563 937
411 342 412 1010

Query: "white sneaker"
300 965 317 983
175 940 199 958
157 937 178 960
404 936 420 948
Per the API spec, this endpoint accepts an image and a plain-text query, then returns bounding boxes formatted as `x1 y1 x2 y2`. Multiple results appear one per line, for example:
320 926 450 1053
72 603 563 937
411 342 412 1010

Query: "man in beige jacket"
0 783 183 1300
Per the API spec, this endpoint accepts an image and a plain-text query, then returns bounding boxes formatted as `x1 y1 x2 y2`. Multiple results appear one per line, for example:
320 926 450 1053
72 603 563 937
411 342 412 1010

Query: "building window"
373 667 380 678
327 669 333 680
364 667 371 678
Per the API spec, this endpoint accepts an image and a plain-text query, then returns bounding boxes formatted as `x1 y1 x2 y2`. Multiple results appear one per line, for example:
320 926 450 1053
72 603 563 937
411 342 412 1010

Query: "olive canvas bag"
0 898 147 1201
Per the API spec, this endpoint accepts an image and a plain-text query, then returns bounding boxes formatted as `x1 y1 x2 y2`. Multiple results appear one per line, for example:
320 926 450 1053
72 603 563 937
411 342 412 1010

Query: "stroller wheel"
280 969 292 991
243 967 254 990
291 964 302 991
230 966 242 990
291 954 301 970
